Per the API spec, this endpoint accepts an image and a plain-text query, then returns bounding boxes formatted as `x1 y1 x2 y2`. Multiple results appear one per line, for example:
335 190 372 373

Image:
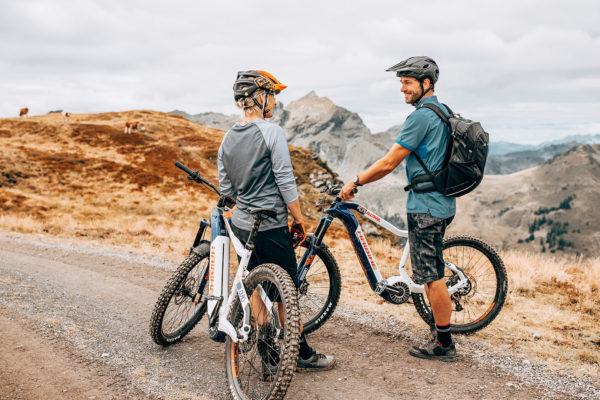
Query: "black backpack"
403 103 489 197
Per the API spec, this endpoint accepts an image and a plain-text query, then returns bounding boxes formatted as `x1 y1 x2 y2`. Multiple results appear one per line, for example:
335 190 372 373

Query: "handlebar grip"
174 161 194 175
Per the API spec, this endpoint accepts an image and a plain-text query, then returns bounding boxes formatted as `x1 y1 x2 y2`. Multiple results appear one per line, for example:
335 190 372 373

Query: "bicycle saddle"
250 208 277 220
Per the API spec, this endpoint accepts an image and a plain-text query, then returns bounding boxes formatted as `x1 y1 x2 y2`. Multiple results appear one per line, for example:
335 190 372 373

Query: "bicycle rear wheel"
295 240 341 334
225 264 300 400
412 235 508 334
149 242 210 345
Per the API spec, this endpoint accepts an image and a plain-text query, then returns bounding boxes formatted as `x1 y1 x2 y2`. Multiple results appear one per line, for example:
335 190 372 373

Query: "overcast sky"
1 0 599 144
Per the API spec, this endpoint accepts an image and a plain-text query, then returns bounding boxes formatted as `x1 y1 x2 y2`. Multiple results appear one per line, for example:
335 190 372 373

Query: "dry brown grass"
1 111 598 380
322 234 600 378
0 111 332 260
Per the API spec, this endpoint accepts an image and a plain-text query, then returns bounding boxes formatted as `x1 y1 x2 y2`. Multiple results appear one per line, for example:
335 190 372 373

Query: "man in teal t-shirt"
340 56 457 360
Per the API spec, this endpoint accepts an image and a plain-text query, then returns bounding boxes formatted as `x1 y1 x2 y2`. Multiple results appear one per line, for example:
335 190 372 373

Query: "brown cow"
19 108 29 118
62 110 71 122
124 120 145 134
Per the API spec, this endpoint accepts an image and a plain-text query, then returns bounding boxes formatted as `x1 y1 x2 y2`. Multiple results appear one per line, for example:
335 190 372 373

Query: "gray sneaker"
297 349 336 372
409 341 457 361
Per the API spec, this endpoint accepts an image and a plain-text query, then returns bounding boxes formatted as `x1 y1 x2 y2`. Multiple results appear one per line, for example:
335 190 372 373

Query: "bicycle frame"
204 205 280 343
298 199 469 300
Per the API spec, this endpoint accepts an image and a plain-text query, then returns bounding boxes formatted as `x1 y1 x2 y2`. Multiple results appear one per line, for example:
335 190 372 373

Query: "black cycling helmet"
387 56 439 105
386 56 439 84
233 70 287 101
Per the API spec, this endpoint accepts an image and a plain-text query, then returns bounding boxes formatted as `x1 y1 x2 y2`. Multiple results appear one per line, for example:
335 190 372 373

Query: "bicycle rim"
412 235 508 334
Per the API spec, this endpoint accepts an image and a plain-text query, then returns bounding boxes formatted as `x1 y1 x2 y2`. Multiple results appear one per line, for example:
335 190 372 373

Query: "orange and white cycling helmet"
233 70 287 101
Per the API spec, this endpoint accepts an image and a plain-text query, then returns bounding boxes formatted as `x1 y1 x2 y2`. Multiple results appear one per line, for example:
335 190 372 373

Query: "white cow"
62 110 71 121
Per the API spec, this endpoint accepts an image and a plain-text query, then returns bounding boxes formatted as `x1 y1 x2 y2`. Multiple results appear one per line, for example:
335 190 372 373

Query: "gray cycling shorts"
407 212 454 285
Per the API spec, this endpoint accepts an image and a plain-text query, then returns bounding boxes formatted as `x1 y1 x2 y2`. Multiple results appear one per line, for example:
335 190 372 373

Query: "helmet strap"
412 80 433 106
250 91 274 118
262 92 269 117
250 94 265 116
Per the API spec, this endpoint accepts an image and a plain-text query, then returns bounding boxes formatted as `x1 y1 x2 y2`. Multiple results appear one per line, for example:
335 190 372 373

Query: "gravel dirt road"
1 233 597 400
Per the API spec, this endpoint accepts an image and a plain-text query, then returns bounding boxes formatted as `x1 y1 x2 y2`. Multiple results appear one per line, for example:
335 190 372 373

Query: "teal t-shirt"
395 96 456 219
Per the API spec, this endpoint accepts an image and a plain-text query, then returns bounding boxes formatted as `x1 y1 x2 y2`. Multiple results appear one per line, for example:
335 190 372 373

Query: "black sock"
436 324 452 347
299 333 313 359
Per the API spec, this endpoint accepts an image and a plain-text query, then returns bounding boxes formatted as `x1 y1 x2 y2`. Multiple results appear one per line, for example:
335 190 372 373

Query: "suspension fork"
297 214 333 284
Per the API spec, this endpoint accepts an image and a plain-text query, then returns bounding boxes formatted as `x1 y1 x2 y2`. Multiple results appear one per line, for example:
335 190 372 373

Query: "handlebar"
320 182 341 196
174 161 235 207
316 181 357 206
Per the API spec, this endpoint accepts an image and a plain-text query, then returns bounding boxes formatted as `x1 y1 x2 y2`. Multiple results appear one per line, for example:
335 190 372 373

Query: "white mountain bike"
150 161 300 400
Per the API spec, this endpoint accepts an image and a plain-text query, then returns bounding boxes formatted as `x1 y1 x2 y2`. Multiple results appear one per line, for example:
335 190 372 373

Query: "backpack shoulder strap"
442 103 454 115
419 103 451 128
419 102 455 177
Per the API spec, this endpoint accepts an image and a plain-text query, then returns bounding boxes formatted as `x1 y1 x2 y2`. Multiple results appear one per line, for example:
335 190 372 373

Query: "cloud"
1 0 599 143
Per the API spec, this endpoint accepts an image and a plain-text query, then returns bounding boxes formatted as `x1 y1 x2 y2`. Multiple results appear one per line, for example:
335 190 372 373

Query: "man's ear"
423 78 432 91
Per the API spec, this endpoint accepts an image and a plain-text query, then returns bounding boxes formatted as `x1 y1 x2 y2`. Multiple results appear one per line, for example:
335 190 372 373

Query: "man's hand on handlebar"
339 181 358 201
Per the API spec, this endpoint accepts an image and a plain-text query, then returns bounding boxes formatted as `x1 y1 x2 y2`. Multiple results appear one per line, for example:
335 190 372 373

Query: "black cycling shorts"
231 224 298 300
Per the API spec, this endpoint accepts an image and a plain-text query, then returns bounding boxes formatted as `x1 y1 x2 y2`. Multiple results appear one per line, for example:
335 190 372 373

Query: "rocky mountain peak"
288 91 336 112
279 91 368 141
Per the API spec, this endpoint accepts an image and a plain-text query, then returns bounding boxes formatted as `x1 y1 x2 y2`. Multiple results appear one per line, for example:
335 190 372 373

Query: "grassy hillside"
0 111 336 258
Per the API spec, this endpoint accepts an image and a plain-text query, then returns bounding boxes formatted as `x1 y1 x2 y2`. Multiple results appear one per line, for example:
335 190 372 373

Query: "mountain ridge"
454 144 600 255
171 94 599 254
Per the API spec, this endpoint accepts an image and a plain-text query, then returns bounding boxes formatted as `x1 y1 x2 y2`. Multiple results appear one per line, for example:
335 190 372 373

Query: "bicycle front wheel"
412 235 508 334
149 242 210 345
225 264 300 400
295 240 341 334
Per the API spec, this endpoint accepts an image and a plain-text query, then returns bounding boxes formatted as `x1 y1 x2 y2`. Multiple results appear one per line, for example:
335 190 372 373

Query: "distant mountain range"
170 99 599 177
170 110 240 131
170 94 600 252
490 134 600 155
453 144 600 256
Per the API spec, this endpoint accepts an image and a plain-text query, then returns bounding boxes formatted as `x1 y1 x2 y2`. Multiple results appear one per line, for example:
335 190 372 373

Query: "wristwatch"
352 176 362 186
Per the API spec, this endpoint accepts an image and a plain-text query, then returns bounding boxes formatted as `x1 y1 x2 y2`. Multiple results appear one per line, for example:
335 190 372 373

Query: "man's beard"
405 91 420 104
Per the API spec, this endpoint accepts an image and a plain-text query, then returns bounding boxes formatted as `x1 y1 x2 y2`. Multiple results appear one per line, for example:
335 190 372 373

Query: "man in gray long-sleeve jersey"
218 70 335 373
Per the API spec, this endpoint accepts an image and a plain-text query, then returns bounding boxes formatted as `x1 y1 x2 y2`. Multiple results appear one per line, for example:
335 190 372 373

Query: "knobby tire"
225 264 300 400
295 241 341 334
149 242 210 346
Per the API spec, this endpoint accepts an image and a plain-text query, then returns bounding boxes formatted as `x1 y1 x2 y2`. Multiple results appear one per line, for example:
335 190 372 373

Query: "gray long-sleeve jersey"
217 118 298 231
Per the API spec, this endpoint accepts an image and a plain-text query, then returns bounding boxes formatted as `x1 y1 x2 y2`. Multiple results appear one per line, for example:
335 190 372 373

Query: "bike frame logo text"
209 245 216 293
355 227 378 271
365 210 380 222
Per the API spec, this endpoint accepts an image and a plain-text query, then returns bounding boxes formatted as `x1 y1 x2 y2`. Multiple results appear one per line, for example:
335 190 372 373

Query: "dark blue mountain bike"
296 183 508 335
